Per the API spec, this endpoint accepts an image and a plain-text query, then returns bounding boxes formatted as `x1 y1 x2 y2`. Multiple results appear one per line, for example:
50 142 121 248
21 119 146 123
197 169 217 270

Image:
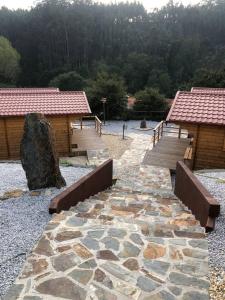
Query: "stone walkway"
4 133 209 300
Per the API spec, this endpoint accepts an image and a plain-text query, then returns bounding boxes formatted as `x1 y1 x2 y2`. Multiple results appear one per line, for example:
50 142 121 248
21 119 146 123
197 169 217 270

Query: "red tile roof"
0 91 91 117
166 91 225 126
0 87 59 94
191 87 225 94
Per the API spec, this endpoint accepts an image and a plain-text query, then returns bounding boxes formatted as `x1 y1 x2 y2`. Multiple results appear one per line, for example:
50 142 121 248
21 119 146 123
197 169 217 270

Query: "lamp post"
101 97 107 125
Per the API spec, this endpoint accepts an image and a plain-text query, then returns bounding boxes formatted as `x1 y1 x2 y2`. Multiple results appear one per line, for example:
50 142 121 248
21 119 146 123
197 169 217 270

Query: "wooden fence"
49 159 113 213
175 161 220 232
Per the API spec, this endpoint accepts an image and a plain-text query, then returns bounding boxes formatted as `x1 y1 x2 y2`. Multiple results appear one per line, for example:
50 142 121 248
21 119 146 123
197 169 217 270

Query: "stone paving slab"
4 132 209 299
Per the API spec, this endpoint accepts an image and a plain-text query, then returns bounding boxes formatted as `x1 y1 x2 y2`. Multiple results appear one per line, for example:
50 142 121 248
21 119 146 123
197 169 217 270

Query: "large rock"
20 113 66 190
140 119 147 128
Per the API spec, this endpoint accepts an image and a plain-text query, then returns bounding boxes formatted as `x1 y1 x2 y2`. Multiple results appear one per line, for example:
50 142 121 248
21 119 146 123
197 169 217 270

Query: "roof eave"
168 118 225 127
166 91 180 122
0 112 92 118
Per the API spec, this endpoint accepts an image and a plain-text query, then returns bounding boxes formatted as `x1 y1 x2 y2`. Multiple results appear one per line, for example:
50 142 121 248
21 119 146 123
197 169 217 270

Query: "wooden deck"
143 136 191 171
71 128 105 153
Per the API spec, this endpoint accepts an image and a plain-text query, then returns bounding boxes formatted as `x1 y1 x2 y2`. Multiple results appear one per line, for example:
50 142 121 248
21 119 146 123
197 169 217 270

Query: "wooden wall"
48 116 70 156
0 115 80 160
179 122 225 170
0 119 8 159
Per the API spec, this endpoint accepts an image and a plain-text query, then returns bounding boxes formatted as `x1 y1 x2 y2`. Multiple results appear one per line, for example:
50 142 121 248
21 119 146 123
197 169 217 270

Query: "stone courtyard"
4 132 209 300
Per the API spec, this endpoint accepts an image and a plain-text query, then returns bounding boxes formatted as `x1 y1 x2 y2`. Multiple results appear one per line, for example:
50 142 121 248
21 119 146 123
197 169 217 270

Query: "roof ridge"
0 91 85 96
0 87 58 89
192 87 225 90
180 91 225 97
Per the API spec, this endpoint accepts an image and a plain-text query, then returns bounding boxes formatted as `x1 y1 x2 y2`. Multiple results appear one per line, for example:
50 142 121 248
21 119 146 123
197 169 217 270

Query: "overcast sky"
0 0 202 11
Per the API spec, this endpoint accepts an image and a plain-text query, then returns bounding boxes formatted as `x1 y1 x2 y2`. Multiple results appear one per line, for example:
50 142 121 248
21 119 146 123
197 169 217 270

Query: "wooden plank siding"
179 122 225 170
6 117 25 159
0 115 79 160
0 119 9 159
47 116 70 156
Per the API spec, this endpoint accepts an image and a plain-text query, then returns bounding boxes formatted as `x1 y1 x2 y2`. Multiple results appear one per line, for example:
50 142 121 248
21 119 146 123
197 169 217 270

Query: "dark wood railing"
175 161 220 232
49 159 113 213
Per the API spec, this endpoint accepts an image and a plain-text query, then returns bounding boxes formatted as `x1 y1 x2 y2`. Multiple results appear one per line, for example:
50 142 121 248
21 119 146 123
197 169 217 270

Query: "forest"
0 0 225 118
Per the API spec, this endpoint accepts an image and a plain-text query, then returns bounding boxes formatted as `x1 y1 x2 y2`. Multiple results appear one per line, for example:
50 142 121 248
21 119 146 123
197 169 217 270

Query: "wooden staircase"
143 121 192 171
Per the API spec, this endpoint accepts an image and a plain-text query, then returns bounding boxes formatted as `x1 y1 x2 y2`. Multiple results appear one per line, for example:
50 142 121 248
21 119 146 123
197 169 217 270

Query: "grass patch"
60 160 74 167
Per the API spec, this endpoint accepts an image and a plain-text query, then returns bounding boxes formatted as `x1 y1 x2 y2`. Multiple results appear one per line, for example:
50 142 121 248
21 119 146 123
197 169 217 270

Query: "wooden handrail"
154 120 164 131
153 121 164 147
95 116 102 137
152 120 188 147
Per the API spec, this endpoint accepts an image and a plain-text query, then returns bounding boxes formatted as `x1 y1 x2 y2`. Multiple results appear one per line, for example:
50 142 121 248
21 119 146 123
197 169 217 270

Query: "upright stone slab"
140 119 147 128
20 113 66 190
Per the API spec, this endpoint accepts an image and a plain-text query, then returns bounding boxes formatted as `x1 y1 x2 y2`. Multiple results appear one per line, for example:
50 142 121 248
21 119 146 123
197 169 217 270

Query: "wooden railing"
152 120 188 147
175 161 220 232
94 116 102 137
153 121 164 146
49 159 113 213
74 115 102 137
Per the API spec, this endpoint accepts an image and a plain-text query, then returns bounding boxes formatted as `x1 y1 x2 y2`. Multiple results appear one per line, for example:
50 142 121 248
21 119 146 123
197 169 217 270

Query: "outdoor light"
101 97 107 125
101 97 107 104
123 122 127 139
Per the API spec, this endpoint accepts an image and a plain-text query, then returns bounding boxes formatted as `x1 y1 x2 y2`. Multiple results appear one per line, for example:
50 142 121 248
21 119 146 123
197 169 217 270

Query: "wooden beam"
67 115 72 154
193 124 200 170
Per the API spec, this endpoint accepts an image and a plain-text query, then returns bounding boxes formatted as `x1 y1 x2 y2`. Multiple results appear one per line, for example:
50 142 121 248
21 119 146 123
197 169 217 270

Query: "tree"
0 36 20 84
192 68 225 87
86 72 127 119
147 70 172 97
49 71 85 90
1 0 225 100
123 53 151 94
134 88 168 119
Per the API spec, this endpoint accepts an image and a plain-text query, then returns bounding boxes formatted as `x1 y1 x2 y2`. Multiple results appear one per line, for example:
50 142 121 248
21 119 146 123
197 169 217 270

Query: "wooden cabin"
167 88 225 170
0 90 91 160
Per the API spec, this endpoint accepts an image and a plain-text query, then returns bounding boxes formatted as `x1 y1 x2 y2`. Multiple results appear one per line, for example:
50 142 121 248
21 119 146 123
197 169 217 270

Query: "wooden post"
67 116 72 154
161 122 164 137
157 127 160 142
153 130 156 147
100 123 102 136
80 117 83 130
193 125 200 170
178 127 181 139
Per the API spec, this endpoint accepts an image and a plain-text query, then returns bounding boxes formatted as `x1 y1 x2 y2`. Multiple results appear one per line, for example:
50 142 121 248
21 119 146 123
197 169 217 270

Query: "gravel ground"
195 171 225 270
102 120 158 136
0 163 92 298
102 134 132 159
